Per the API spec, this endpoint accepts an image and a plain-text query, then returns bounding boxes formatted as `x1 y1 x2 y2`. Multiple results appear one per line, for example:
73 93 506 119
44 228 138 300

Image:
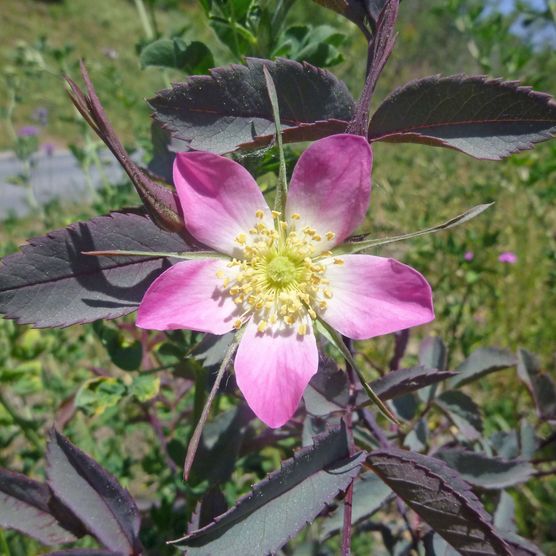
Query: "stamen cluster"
216 210 343 335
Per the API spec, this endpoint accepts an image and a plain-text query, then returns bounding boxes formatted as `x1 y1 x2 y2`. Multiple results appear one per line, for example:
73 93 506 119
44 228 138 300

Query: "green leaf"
276 25 345 67
75 377 127 416
93 322 143 371
171 426 364 555
140 38 214 74
129 374 160 402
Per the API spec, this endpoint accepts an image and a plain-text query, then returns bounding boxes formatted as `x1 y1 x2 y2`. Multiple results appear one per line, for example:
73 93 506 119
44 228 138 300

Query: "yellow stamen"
216 210 338 332
326 231 336 241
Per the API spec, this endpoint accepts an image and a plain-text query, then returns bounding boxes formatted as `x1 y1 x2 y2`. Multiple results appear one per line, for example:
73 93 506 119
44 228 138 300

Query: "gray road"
0 149 127 220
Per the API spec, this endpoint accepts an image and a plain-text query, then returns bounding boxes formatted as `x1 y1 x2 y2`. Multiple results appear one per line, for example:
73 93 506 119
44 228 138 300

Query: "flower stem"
263 66 288 214
183 330 243 480
134 0 155 40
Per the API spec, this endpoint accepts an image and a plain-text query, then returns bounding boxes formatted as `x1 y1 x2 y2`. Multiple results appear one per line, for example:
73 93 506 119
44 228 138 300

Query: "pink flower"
498 251 517 264
464 251 474 261
137 135 434 428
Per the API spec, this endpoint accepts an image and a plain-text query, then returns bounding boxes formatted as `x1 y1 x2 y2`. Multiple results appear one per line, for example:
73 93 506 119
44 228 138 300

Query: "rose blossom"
136 135 434 427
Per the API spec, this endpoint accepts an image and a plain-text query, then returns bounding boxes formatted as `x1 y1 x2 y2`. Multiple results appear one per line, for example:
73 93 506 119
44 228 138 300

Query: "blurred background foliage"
1 0 555 554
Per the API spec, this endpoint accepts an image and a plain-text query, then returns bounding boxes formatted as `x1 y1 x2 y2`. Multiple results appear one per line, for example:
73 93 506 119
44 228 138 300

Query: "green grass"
0 0 210 150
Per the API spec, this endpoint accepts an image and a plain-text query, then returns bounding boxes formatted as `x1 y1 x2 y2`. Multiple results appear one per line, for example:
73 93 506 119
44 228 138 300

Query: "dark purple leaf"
188 488 229 534
501 533 545 556
517 349 556 423
149 57 354 154
0 211 193 328
369 75 556 160
0 468 83 546
449 347 516 388
417 336 448 402
435 449 534 489
170 426 364 555
304 357 349 416
367 448 513 556
419 337 447 371
46 429 142 554
435 390 483 440
189 406 252 486
494 491 517 534
370 366 456 401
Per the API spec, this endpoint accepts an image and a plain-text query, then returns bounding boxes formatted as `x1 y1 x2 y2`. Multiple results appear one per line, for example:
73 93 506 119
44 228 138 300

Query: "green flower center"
266 255 298 287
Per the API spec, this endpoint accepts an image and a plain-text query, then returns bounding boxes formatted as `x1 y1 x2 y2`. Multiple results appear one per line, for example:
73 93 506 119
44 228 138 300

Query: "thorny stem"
183 331 242 480
341 338 357 556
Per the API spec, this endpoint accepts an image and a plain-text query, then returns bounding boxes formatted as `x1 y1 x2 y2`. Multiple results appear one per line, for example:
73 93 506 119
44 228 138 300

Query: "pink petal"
234 319 318 428
173 152 272 256
320 255 434 339
136 259 239 334
286 134 372 252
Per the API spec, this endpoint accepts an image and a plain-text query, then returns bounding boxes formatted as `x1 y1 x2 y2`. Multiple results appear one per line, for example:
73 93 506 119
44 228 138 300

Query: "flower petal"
173 152 272 256
286 134 372 252
234 318 318 428
320 255 434 339
136 259 239 334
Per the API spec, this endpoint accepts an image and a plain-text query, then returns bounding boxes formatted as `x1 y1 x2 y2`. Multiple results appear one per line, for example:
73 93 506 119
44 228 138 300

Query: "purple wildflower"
464 251 474 261
17 126 40 137
498 251 518 264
